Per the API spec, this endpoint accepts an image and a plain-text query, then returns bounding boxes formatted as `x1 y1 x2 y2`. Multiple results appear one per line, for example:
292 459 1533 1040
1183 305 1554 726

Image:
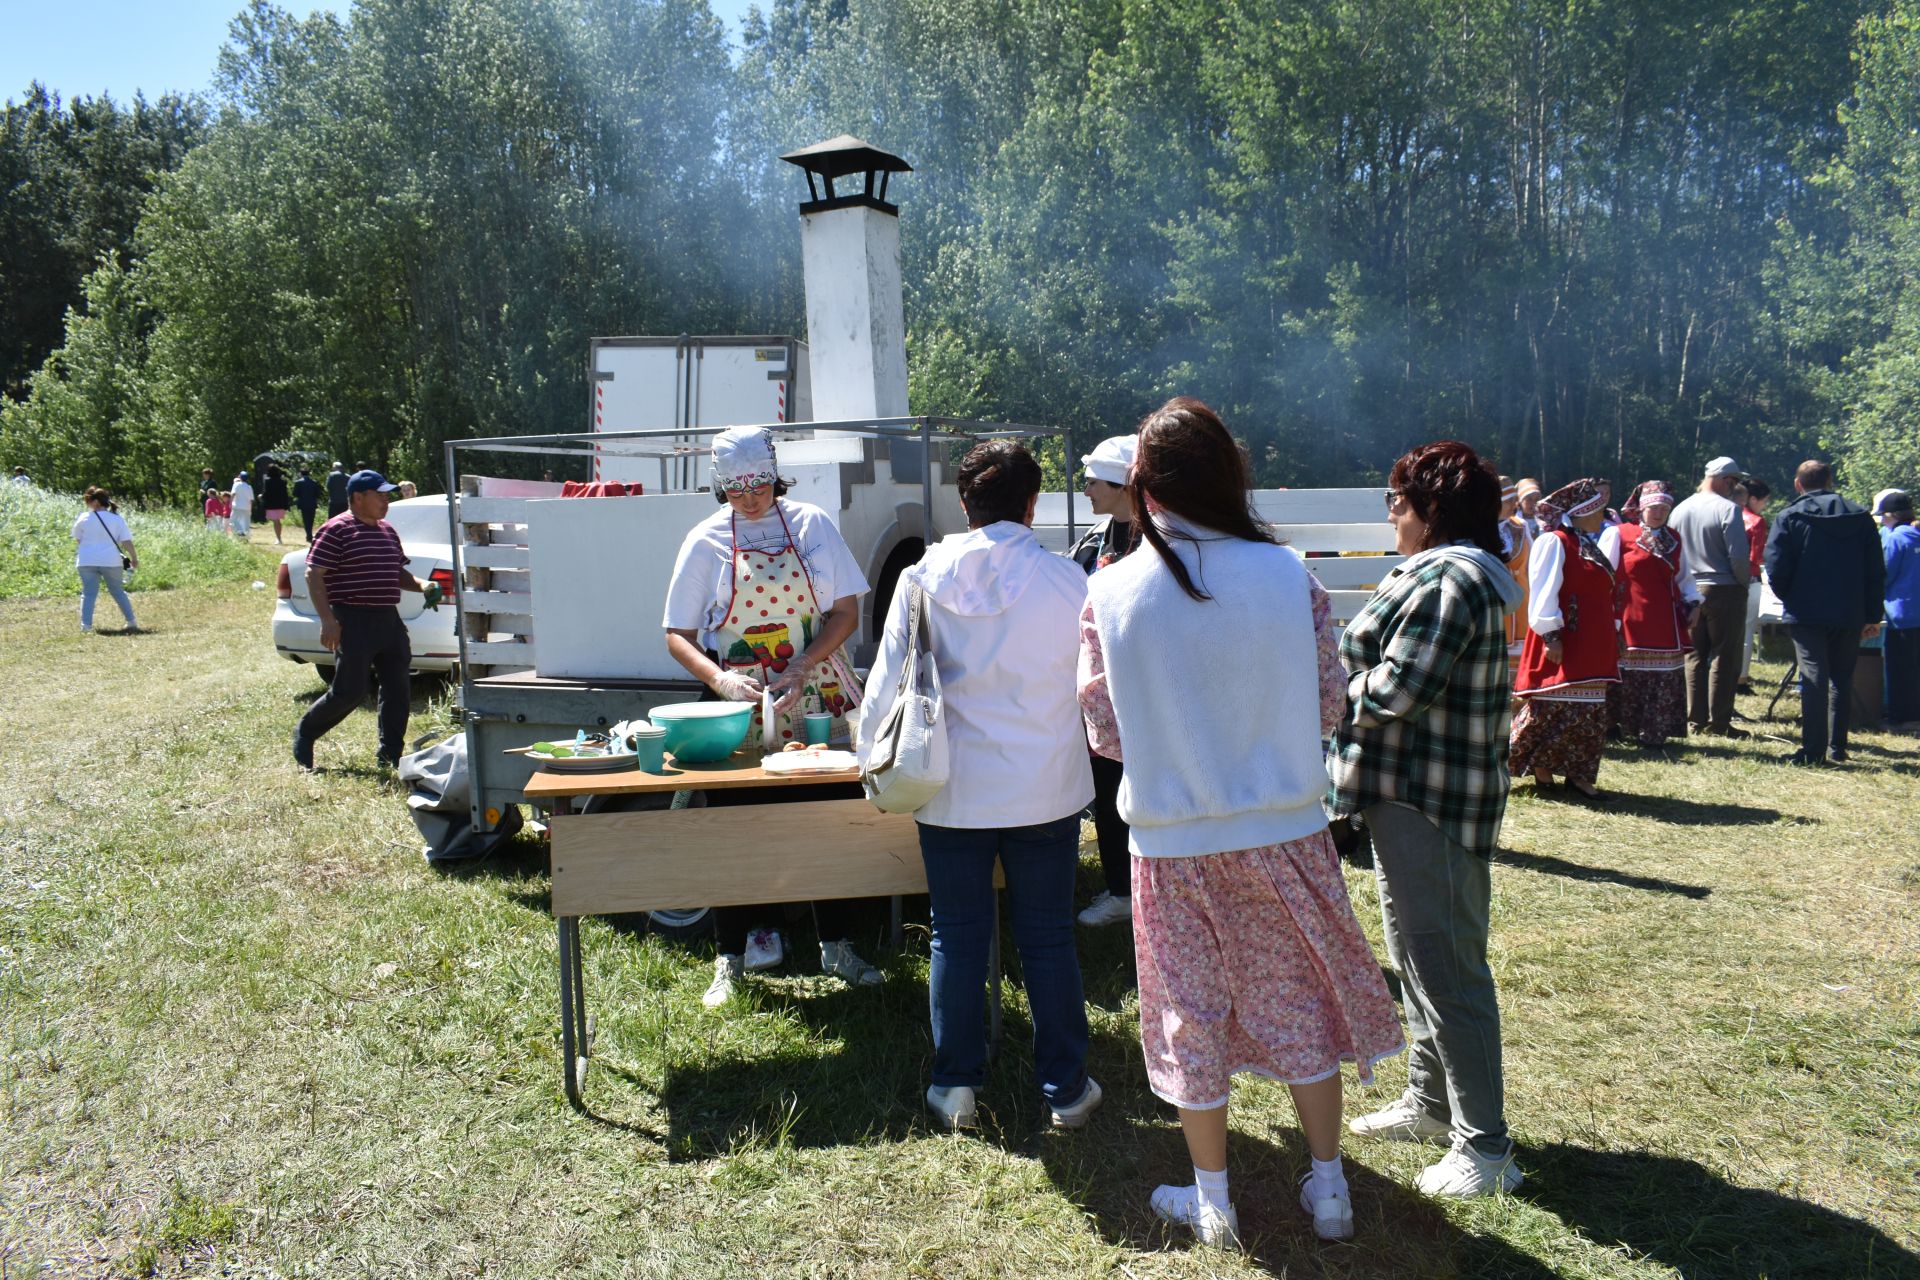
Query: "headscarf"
1534 478 1606 533
1622 480 1678 561
711 427 779 493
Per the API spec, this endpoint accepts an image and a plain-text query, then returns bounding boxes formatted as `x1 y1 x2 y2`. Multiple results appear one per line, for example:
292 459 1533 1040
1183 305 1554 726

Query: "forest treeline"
3 0 1918 503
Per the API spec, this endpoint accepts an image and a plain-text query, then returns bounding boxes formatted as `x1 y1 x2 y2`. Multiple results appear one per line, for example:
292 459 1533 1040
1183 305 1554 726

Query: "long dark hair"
1130 397 1276 601
1388 441 1503 555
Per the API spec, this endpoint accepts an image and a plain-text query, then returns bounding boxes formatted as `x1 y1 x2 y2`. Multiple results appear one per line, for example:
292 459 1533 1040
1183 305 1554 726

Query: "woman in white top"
663 426 882 1005
856 440 1102 1134
72 486 140 633
1078 398 1403 1247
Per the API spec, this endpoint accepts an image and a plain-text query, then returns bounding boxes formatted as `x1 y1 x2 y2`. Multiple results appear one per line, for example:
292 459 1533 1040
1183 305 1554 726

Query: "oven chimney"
781 136 913 433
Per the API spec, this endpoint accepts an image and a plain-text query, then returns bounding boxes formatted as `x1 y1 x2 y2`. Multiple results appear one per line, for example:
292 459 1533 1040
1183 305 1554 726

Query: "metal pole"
920 417 934 548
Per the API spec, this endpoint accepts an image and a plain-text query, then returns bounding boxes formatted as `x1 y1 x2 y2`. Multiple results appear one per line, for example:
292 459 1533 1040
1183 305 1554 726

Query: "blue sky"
0 0 759 105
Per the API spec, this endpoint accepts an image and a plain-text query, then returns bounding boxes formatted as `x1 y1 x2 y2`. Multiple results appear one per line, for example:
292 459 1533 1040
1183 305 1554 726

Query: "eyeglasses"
1383 489 1402 510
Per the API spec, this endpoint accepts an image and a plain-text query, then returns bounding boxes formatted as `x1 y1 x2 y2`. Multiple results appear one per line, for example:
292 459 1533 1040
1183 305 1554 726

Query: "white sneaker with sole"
819 939 883 986
1299 1174 1355 1241
1149 1184 1242 1250
1076 892 1133 927
926 1084 977 1130
702 953 744 1008
1417 1138 1523 1197
1049 1076 1103 1128
1348 1091 1452 1144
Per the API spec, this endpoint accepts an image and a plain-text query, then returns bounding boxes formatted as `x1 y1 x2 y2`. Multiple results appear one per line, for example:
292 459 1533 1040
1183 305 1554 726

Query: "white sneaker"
1299 1173 1355 1241
1049 1076 1103 1128
1416 1138 1524 1198
1149 1184 1242 1250
926 1084 977 1130
1076 891 1133 927
1348 1091 1452 1144
702 954 744 1008
743 927 784 972
819 939 883 986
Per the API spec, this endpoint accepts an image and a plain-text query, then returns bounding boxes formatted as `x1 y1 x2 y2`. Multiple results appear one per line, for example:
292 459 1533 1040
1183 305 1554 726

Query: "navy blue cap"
347 469 399 495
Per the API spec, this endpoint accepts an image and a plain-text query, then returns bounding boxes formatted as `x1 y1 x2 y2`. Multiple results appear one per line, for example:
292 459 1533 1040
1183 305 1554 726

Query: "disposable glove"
422 581 444 610
711 669 764 702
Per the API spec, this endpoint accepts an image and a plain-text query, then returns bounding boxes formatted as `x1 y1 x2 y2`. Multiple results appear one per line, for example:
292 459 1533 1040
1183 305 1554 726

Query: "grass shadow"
1496 848 1712 899
1524 1142 1920 1279
1589 793 1786 826
1039 1112 1561 1277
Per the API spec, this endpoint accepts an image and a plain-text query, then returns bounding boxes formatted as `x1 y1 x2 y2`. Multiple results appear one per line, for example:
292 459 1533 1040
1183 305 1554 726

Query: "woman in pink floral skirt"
1078 398 1403 1248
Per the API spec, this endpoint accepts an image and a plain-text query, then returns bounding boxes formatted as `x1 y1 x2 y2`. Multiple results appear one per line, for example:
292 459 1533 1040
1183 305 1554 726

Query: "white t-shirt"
663 499 870 653
73 509 132 568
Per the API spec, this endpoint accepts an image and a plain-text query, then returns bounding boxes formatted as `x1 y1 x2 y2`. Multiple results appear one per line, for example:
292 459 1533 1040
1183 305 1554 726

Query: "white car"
272 495 462 681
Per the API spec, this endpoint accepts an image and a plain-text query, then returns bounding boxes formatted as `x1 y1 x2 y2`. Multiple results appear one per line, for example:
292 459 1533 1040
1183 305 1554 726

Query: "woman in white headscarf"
663 427 882 1006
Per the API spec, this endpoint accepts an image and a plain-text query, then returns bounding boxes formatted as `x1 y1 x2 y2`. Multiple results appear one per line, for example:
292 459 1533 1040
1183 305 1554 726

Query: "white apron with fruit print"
718 506 863 747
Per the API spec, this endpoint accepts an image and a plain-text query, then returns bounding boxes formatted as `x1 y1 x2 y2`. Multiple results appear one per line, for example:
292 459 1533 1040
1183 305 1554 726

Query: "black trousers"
1087 753 1130 898
1788 623 1862 760
297 505 317 540
296 604 411 762
1886 627 1920 724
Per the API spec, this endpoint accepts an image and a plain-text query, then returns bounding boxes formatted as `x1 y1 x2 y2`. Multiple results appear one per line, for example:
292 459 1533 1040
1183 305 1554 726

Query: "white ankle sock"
1307 1155 1347 1199
1193 1165 1230 1211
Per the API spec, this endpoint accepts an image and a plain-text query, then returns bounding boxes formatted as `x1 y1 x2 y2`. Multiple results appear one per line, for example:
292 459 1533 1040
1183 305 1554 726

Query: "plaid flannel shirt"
1326 547 1514 857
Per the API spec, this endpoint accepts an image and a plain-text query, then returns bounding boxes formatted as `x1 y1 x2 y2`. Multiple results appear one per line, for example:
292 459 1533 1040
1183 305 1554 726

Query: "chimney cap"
782 135 913 215
780 135 913 181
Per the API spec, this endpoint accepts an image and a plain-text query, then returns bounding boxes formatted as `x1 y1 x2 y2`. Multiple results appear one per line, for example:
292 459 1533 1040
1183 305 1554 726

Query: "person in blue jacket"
1874 489 1920 728
1764 461 1886 764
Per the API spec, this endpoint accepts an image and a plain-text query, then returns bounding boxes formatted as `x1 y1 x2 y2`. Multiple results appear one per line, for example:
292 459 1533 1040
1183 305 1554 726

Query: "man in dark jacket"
1764 460 1886 764
291 467 323 543
325 462 350 518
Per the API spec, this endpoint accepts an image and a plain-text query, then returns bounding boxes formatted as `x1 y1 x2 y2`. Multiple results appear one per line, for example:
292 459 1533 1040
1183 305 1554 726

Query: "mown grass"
0 483 269 601
2 580 1917 1278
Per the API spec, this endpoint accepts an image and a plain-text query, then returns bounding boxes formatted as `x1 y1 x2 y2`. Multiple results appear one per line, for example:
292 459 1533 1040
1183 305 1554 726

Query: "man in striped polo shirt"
293 470 441 769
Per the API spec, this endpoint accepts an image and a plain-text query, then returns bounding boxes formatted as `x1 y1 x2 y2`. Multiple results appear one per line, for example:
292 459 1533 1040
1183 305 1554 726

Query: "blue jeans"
917 815 1090 1107
78 565 136 629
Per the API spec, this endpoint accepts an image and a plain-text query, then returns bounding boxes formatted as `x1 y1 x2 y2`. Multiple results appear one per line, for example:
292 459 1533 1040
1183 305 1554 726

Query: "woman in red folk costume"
1601 481 1700 747
1511 479 1621 799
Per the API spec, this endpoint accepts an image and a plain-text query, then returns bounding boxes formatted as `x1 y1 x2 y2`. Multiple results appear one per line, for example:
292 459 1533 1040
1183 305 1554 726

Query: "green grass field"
2 574 1917 1278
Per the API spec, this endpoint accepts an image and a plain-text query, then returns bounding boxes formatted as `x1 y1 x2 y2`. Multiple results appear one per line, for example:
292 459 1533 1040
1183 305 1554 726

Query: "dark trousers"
1789 624 1863 760
1087 753 1130 898
917 815 1089 1105
1687 584 1746 731
298 505 317 541
327 499 346 519
1886 627 1920 725
296 604 411 761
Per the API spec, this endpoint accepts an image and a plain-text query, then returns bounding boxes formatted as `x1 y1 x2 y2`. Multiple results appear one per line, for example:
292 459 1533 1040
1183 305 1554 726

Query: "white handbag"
861 582 949 813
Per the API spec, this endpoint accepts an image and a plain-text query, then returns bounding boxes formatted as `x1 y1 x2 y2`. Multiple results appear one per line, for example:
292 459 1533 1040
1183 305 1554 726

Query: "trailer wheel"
580 790 714 940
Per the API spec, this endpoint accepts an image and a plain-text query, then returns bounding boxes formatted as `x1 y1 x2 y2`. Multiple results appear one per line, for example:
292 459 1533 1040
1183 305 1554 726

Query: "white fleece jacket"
1083 516 1326 858
855 521 1093 829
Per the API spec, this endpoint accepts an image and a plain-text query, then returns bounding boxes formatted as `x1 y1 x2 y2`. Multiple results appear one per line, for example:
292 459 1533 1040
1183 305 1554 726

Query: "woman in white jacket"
1079 398 1403 1247
855 440 1102 1133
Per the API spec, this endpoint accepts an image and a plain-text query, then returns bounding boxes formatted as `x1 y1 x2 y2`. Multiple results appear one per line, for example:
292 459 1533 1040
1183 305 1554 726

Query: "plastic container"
628 722 667 772
803 712 833 746
647 701 752 763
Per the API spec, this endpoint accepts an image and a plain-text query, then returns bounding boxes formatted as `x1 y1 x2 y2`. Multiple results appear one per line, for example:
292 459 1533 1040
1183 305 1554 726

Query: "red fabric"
1616 530 1690 652
1516 531 1620 693
560 481 645 497
1741 508 1765 576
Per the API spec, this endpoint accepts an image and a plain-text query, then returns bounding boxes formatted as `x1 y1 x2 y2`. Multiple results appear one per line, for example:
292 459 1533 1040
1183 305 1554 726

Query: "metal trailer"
441 417 1073 929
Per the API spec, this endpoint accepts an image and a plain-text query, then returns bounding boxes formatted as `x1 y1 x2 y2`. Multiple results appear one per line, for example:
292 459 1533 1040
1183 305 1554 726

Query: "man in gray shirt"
1669 456 1752 736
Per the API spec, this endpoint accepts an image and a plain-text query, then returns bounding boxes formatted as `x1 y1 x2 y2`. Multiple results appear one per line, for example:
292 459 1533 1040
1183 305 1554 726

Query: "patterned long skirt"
1131 832 1406 1110
1609 667 1688 746
1509 692 1610 787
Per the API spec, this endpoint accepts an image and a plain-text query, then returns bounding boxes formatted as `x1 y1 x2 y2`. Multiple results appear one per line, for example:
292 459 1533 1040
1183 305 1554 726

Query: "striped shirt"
309 511 407 606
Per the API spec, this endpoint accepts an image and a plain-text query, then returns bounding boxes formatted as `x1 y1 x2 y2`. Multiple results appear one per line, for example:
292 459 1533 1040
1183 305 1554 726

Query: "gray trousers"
1364 802 1510 1157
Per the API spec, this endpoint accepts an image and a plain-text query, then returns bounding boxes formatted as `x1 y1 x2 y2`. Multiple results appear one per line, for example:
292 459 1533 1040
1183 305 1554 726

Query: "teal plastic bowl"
648 701 753 763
